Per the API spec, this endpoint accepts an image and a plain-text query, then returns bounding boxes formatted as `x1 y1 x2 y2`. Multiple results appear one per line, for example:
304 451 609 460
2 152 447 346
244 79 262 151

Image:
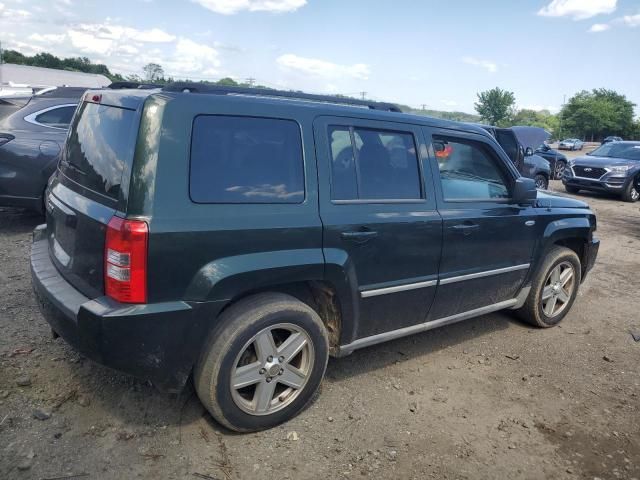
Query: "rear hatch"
46 93 143 298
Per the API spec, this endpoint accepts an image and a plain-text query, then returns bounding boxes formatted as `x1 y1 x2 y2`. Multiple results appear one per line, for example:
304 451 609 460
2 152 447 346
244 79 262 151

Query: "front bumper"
583 236 599 281
563 170 631 194
30 226 223 392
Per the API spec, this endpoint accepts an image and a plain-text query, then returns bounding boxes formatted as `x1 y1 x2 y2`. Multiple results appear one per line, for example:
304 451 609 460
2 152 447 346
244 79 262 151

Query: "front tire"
194 293 329 432
534 174 549 190
553 160 566 180
621 180 640 203
515 246 581 328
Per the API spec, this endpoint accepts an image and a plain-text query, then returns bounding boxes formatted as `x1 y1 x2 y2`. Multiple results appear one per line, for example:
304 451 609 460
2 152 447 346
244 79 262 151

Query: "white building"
0 63 110 96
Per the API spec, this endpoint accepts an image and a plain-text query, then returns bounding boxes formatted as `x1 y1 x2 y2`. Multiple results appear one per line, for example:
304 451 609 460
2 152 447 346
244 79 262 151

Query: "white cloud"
588 23 610 32
115 44 139 55
28 33 67 44
537 0 617 20
621 13 640 27
66 23 176 55
0 2 31 20
3 39 45 55
193 0 306 15
164 37 221 75
277 54 370 80
67 29 113 55
462 56 497 73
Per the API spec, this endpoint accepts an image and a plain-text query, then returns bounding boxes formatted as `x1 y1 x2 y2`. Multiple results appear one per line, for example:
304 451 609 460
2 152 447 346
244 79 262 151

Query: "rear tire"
515 246 581 328
621 180 639 203
565 185 580 194
194 293 329 432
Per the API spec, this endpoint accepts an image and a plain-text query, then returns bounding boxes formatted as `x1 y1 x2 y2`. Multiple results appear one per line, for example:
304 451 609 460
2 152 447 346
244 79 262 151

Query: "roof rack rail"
108 82 162 90
161 82 403 112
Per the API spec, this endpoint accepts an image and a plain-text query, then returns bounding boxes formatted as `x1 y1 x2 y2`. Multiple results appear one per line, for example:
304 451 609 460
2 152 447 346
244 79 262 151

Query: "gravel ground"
1 179 639 480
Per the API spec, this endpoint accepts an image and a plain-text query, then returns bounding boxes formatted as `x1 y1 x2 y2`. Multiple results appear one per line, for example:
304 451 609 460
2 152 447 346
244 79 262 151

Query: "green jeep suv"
31 84 599 431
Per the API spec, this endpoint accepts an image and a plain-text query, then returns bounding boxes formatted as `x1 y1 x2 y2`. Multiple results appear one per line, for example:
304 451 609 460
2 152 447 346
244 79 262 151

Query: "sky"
0 0 639 115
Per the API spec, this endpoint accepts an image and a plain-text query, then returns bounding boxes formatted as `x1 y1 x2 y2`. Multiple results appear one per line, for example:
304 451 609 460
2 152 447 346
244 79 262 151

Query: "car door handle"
341 230 378 244
449 223 480 235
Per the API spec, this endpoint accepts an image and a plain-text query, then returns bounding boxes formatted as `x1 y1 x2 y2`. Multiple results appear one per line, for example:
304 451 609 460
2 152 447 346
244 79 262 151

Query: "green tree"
142 63 164 82
474 87 516 126
216 77 240 86
560 89 636 141
511 109 560 137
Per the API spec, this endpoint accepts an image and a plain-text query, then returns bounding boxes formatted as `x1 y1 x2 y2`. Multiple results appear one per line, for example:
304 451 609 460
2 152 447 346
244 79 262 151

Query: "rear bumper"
30 226 223 392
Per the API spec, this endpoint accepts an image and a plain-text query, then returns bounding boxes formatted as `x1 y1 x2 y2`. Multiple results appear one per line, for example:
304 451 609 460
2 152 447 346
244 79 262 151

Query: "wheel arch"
536 217 594 280
186 248 360 356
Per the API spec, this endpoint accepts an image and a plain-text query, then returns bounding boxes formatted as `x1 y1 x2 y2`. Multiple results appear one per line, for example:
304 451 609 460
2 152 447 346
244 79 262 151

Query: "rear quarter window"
190 115 304 204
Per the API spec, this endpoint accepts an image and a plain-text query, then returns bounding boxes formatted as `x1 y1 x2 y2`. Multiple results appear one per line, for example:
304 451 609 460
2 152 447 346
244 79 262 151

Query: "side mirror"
513 177 537 204
525 147 534 156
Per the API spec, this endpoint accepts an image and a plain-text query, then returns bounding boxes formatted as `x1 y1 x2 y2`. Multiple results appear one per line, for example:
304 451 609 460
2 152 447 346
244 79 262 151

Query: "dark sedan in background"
535 143 568 179
0 87 84 212
602 136 623 144
563 141 640 202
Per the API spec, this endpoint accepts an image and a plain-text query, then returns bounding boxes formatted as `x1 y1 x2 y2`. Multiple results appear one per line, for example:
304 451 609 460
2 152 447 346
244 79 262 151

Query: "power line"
245 77 256 87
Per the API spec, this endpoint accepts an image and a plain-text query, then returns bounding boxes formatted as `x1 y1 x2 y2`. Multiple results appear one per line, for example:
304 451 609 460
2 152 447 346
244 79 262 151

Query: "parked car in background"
535 143 568 179
563 141 640 202
602 136 623 144
31 84 599 432
0 87 84 212
478 125 551 189
558 138 584 151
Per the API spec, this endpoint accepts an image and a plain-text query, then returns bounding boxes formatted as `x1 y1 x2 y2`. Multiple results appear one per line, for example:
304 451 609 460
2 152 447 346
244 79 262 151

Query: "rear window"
60 102 136 201
190 115 304 204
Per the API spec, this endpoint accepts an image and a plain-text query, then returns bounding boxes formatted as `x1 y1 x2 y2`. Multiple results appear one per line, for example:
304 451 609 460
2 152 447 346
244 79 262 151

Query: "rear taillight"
105 216 148 303
0 134 14 147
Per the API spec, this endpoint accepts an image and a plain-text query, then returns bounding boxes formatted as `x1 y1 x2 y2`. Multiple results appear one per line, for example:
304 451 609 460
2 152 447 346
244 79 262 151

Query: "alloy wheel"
554 161 565 179
632 187 640 201
535 175 548 190
540 261 576 317
230 323 314 416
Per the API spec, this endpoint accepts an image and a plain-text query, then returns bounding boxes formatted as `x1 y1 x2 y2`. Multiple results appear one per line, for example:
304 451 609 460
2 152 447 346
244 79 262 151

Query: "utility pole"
359 91 367 100
245 77 256 87
421 104 427 111
558 93 566 142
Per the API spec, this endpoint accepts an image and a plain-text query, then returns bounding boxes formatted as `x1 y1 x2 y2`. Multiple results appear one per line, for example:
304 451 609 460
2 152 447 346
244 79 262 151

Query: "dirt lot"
1 178 639 480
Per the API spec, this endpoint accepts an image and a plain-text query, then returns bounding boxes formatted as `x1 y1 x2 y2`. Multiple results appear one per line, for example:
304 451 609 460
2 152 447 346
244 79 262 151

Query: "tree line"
3 49 638 140
475 87 640 141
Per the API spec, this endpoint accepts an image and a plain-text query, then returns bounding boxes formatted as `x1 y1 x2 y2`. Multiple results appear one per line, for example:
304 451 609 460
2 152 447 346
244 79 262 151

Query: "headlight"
608 165 630 174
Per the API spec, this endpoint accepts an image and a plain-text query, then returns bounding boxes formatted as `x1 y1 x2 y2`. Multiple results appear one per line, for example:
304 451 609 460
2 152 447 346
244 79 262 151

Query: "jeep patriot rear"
31 84 599 432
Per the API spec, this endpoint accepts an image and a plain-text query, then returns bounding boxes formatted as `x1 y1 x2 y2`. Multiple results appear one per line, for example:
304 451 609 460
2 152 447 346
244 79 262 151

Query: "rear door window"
60 102 137 201
328 126 422 200
190 115 304 204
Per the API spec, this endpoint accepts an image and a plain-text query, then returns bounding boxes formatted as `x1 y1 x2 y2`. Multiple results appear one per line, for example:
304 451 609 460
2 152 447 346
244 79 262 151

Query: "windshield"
589 143 640 161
